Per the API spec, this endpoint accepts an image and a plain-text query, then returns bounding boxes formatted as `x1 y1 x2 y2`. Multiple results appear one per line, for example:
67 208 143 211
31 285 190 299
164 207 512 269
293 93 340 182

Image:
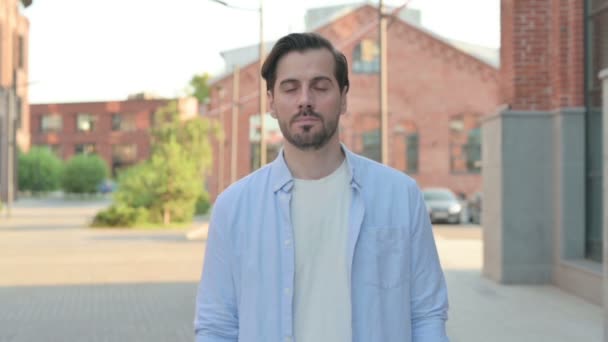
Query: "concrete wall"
481 112 503 281
483 106 603 298
553 109 586 260
482 110 554 283
552 108 602 305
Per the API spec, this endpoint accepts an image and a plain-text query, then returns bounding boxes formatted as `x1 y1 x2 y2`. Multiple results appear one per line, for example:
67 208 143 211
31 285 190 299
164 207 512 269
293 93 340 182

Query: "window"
15 97 22 127
75 143 96 155
406 132 419 173
112 113 136 131
17 35 24 69
76 113 96 132
449 114 481 173
112 144 137 163
584 0 607 262
394 121 419 173
361 129 381 162
465 128 482 171
40 114 62 133
112 144 137 174
353 39 380 74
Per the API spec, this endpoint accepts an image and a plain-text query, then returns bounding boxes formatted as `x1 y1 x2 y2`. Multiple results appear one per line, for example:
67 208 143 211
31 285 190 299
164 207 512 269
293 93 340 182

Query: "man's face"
268 48 347 151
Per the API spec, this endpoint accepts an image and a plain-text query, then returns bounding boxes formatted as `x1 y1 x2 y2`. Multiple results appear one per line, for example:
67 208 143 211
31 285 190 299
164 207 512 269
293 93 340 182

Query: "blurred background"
0 0 606 341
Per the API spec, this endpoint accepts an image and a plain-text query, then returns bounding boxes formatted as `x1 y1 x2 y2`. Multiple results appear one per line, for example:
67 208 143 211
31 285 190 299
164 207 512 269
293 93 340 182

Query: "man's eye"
315 87 328 91
284 88 296 93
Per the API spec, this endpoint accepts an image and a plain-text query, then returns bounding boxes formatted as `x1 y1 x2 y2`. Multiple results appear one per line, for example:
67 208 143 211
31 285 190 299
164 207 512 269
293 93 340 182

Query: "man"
195 32 449 342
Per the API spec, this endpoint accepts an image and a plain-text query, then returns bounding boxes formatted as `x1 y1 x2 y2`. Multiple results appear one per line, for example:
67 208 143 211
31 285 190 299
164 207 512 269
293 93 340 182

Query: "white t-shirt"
291 160 352 342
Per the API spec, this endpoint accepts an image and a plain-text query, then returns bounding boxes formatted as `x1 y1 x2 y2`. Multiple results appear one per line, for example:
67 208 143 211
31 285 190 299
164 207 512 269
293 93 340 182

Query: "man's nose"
297 88 313 110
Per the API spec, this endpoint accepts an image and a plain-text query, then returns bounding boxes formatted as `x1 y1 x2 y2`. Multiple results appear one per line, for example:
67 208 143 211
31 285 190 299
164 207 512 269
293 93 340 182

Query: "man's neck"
283 140 345 180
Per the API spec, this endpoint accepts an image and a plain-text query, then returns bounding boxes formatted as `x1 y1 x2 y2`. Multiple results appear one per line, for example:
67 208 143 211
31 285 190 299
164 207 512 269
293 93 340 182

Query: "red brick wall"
206 5 501 201
30 99 168 172
501 0 585 110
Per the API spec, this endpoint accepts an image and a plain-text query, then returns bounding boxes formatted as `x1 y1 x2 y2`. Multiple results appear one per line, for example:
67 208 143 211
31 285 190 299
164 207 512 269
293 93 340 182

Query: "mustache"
290 110 322 124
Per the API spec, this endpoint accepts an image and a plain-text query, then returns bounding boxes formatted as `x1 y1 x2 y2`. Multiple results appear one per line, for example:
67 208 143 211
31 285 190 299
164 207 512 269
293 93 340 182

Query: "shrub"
62 155 108 194
91 205 148 227
195 191 211 215
18 147 63 193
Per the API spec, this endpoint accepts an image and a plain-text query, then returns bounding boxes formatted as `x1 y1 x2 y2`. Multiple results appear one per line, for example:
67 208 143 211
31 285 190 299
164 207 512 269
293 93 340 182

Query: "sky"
24 0 499 104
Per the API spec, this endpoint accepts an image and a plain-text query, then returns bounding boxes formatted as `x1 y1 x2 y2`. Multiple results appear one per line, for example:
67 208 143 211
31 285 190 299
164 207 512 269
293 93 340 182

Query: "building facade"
0 0 31 202
205 4 501 201
483 0 606 308
30 97 198 175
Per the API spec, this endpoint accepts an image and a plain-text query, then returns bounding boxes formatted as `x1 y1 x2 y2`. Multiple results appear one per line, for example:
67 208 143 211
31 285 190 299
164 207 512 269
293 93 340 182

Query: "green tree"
147 101 219 224
113 163 156 209
62 154 108 194
149 136 201 224
152 101 217 175
18 146 63 193
95 100 218 227
187 73 211 104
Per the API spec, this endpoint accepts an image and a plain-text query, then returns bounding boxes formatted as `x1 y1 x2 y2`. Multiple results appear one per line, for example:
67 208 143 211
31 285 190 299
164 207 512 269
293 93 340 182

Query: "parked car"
97 179 117 194
422 187 462 224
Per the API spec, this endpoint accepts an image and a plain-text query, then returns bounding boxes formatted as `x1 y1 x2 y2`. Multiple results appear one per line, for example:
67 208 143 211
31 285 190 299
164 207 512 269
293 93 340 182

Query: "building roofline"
209 3 499 89
30 98 171 107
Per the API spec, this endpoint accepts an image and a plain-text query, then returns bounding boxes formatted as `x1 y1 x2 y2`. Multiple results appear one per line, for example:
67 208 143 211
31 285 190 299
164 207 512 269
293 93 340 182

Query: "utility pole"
230 66 240 184
258 0 267 167
379 0 389 165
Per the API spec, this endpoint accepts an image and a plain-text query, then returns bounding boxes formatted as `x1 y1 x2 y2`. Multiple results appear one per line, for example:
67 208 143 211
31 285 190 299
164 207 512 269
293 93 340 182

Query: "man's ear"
340 87 348 115
268 90 277 118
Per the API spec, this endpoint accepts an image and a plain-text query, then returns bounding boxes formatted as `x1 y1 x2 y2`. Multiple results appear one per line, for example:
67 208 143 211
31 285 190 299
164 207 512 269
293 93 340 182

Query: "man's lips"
294 117 320 124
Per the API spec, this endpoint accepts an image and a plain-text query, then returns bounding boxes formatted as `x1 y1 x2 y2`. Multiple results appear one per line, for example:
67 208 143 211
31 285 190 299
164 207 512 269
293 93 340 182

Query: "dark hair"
261 32 350 94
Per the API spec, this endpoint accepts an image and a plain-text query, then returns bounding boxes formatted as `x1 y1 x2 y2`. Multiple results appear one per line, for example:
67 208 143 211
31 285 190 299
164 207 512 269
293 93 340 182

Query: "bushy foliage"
18 146 63 193
62 154 108 194
93 100 218 227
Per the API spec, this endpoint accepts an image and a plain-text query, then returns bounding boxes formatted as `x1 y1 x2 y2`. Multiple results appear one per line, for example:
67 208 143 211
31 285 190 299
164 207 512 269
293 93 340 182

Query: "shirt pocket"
355 226 408 289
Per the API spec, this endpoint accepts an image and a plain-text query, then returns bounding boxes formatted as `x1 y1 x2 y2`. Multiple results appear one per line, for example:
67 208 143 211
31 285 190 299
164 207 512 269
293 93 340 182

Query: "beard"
278 108 339 151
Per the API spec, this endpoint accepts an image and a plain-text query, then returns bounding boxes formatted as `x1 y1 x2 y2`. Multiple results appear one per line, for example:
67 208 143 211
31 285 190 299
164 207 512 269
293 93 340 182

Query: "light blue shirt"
194 145 449 342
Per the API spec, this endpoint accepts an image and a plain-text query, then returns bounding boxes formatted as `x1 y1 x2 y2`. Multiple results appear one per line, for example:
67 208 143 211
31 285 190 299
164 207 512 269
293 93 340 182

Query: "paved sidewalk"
0 199 602 341
433 229 602 342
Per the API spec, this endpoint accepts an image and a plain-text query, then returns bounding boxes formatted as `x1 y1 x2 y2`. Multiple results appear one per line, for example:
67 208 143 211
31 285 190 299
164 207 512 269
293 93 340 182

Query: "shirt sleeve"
409 184 450 341
194 198 239 342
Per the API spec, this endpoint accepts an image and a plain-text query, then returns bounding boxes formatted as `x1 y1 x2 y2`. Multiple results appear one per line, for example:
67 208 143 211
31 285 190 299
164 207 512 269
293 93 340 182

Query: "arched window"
353 39 380 74
361 129 381 162
449 113 481 173
393 121 419 173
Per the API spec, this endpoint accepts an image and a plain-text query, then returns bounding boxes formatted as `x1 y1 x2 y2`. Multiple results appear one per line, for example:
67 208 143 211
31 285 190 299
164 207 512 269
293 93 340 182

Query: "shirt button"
284 287 291 295
285 337 292 342
284 239 291 246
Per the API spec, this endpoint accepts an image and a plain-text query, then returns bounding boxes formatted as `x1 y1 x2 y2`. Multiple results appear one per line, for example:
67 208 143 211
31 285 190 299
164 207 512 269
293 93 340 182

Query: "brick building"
0 0 32 202
483 0 606 307
30 97 198 175
205 4 501 201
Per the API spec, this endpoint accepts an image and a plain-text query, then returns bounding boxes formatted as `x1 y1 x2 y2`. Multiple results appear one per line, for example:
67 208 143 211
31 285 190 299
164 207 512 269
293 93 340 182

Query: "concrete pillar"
601 68 608 342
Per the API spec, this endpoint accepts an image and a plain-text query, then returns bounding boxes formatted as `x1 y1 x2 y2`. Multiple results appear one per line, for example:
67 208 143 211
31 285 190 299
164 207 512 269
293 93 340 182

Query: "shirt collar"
270 143 361 193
